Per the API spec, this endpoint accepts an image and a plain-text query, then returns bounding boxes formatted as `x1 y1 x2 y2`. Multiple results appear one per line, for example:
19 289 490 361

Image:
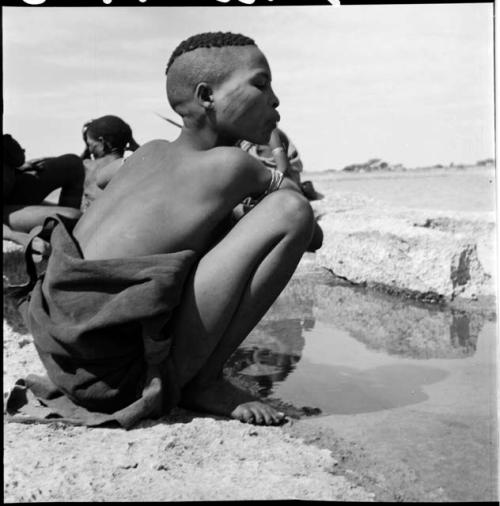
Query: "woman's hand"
17 158 47 173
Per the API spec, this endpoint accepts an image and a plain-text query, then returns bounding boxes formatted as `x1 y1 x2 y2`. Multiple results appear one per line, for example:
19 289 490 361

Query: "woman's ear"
195 82 215 111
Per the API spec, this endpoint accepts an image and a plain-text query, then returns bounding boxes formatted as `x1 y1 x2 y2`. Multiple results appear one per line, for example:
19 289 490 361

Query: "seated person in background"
80 115 140 211
237 128 323 252
9 31 316 428
238 127 303 185
3 133 84 251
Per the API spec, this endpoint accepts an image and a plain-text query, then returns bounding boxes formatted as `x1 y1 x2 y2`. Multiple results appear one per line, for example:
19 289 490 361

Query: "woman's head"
82 115 139 159
166 32 280 145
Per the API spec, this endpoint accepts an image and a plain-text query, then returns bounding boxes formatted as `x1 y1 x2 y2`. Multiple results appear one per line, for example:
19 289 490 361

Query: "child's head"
166 31 280 145
82 115 138 159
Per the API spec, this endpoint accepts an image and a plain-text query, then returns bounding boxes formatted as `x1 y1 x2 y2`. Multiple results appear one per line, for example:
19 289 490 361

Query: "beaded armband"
241 168 284 214
263 167 284 196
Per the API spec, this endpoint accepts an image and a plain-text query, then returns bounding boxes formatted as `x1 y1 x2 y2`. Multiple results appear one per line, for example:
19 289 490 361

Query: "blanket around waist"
21 216 197 414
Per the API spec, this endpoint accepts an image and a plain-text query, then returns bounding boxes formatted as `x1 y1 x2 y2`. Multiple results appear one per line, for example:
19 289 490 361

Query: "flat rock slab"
312 192 496 300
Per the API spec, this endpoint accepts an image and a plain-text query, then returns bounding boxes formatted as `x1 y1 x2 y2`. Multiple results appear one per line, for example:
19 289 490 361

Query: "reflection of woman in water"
226 317 312 397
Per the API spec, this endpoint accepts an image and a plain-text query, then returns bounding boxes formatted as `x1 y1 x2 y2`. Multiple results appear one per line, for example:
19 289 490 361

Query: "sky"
2 3 495 172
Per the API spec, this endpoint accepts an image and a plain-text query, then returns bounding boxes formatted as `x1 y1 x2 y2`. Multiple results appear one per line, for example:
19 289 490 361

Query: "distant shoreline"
304 164 495 180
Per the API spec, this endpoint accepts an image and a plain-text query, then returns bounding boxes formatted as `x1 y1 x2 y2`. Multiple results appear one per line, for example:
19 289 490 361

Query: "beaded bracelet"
264 167 284 196
271 146 286 157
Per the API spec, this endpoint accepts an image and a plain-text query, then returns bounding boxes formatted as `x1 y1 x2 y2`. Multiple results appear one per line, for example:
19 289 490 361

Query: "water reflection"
314 284 486 359
228 276 493 411
226 318 307 397
449 311 478 353
226 276 315 397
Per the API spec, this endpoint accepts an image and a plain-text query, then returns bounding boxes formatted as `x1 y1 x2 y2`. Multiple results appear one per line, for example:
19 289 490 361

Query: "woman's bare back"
73 139 267 260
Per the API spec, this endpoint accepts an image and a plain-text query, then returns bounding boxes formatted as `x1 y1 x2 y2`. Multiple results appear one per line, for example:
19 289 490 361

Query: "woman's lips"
268 113 280 129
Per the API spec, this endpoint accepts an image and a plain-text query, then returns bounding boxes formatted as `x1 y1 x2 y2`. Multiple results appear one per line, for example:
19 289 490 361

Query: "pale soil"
4 413 373 502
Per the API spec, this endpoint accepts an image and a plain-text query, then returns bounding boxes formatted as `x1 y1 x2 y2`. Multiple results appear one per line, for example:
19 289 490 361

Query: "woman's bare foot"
180 379 286 425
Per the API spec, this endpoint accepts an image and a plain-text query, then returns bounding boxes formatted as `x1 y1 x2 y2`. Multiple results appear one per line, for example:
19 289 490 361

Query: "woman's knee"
65 154 85 174
57 154 85 182
307 221 324 252
58 153 82 165
265 190 315 238
40 154 84 187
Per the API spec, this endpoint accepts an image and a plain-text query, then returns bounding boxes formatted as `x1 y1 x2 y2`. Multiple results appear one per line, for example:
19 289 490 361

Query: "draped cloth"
5 215 196 428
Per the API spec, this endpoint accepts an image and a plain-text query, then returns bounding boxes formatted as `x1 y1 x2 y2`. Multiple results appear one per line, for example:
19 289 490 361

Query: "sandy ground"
4 413 373 502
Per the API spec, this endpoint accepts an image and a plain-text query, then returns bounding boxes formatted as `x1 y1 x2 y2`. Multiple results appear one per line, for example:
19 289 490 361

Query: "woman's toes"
234 406 254 424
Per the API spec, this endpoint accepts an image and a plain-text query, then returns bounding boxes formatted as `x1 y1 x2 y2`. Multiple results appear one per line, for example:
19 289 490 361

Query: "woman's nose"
270 88 280 109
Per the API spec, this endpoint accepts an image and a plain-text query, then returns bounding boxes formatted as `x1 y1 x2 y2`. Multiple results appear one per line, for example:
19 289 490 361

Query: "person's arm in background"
272 129 323 252
272 129 302 186
269 132 322 251
269 129 302 189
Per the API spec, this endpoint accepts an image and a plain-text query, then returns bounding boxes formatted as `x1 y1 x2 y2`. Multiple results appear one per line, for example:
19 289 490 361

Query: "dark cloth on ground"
4 215 197 428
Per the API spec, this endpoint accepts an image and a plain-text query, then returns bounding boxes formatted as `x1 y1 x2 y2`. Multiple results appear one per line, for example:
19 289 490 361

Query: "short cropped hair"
166 32 256 74
166 32 257 114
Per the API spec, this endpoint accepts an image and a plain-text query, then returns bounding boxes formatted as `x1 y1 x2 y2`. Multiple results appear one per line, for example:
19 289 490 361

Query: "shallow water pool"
230 276 496 415
228 275 498 501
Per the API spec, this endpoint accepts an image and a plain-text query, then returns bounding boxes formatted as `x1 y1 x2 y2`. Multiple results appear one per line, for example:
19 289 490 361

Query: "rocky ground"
311 191 496 303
